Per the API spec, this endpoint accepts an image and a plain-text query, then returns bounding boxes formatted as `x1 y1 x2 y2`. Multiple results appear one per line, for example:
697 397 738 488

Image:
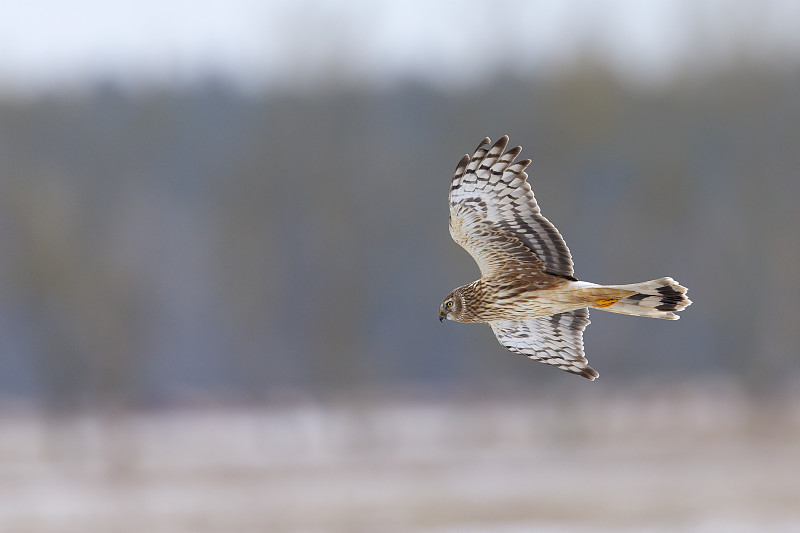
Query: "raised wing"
449 136 575 280
489 308 598 380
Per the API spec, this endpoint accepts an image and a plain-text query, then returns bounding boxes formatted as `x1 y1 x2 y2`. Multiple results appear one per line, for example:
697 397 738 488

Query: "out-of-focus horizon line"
1 0 800 97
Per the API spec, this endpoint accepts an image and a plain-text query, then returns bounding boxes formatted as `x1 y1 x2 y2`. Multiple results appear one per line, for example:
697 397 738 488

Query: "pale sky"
1 0 799 94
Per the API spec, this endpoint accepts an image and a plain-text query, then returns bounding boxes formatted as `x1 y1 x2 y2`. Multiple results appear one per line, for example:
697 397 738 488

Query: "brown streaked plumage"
439 136 691 380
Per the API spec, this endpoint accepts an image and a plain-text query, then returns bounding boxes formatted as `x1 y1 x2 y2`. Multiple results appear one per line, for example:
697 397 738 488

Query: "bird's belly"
482 287 586 321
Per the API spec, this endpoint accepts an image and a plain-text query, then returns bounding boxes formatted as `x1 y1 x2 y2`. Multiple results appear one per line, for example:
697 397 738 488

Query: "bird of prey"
439 136 691 380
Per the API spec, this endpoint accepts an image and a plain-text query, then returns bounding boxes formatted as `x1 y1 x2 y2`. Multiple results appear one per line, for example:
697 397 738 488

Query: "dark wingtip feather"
560 363 598 380
504 145 522 159
453 154 470 175
475 137 491 151
491 135 509 152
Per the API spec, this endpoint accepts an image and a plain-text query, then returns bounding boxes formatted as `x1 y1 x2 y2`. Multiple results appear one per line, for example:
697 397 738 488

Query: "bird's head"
439 289 464 322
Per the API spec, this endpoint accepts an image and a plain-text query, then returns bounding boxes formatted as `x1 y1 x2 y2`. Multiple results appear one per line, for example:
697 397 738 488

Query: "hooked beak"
439 310 446 322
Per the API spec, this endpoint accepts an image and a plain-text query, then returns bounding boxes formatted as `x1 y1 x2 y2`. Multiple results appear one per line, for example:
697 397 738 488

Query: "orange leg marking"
594 298 618 308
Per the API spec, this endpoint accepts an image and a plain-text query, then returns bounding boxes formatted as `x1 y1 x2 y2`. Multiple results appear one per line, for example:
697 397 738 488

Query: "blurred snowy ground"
1 384 799 533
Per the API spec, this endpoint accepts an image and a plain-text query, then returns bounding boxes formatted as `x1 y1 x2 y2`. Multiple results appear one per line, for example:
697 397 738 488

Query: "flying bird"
439 136 691 380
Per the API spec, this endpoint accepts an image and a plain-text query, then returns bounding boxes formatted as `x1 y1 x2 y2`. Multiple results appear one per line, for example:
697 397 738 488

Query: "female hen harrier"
439 136 691 380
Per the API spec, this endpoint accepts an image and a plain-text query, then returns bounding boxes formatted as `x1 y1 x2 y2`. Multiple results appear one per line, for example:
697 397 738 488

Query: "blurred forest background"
4 64 800 409
1 1 800 531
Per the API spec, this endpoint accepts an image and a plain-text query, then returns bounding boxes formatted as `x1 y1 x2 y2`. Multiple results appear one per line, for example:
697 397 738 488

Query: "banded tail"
584 277 692 320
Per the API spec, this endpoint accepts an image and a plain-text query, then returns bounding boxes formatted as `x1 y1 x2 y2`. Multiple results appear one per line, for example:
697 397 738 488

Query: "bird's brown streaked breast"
459 275 572 323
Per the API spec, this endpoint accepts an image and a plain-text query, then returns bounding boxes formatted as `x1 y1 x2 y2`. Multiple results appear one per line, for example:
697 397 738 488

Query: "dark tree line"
1 62 798 409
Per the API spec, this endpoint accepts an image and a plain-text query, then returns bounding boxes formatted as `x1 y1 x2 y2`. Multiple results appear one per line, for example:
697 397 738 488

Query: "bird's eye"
446 301 453 308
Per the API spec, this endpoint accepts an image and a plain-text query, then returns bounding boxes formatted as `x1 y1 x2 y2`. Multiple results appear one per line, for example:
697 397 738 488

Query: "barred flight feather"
449 136 575 280
489 309 597 380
